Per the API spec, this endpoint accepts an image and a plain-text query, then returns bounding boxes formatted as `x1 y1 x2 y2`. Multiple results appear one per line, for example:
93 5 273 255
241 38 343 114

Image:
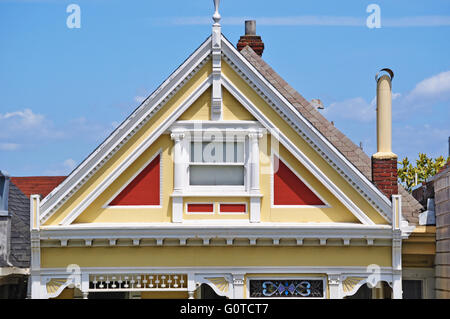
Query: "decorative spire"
211 0 222 120
213 0 221 25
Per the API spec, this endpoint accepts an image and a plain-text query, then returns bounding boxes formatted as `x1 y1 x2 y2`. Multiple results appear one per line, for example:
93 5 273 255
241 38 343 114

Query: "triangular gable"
108 153 160 207
273 155 325 206
40 33 393 226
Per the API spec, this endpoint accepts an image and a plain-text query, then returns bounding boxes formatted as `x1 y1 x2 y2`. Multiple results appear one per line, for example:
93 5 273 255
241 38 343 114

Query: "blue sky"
0 0 449 176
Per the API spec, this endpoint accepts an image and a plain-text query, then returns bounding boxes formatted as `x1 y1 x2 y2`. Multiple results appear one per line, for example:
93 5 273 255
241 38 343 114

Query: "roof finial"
213 0 221 25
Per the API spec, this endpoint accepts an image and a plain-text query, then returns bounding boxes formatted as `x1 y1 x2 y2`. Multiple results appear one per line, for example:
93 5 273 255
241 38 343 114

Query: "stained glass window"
249 279 324 298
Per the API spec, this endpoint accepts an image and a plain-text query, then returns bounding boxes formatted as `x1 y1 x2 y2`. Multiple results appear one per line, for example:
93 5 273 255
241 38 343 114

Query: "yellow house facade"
29 3 428 299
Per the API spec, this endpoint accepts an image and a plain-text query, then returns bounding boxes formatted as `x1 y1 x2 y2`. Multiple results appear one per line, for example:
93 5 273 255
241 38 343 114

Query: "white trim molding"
39 223 394 249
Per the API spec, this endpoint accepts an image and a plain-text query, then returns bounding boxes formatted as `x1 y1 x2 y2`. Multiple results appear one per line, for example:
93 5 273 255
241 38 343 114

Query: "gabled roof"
11 176 66 198
37 32 422 226
238 45 423 224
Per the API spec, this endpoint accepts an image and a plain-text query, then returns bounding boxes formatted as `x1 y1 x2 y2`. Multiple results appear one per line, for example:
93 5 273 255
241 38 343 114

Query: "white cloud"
0 108 45 128
322 97 375 123
408 70 450 99
323 70 450 123
0 108 63 141
321 70 450 161
0 143 20 151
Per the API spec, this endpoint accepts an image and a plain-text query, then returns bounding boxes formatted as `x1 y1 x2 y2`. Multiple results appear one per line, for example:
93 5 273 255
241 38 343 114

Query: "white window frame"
170 121 263 197
187 135 248 193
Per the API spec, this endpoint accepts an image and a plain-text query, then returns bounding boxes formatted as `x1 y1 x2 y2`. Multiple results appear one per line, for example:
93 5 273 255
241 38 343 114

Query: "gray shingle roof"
7 182 30 268
239 45 423 224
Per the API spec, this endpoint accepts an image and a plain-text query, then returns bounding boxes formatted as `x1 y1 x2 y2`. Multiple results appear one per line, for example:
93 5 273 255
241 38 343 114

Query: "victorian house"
26 2 435 299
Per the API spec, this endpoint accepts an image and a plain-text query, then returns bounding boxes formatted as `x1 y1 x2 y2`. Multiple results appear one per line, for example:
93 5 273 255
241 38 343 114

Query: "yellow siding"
223 87 255 121
178 88 211 120
41 246 391 268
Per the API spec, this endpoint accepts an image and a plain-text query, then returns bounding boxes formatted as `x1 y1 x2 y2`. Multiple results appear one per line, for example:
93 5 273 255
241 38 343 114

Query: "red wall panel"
219 203 246 213
273 155 325 206
187 203 214 213
110 154 160 206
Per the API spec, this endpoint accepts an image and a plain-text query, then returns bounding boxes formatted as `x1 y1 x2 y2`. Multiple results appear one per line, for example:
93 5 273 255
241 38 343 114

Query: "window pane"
191 142 244 163
190 165 244 185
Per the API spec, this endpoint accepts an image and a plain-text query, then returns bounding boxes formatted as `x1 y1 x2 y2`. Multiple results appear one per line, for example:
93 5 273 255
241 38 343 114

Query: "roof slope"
239 45 423 224
10 176 66 199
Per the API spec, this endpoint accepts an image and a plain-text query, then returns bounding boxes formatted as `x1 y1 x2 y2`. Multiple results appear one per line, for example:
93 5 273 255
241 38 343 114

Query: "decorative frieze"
89 274 187 291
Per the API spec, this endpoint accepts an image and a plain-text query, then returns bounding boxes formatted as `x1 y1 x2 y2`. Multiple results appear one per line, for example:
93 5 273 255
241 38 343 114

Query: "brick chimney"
237 20 264 56
372 69 398 199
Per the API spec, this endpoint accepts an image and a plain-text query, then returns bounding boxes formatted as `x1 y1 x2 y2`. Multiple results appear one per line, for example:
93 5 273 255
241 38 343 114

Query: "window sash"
189 165 245 186
190 141 244 164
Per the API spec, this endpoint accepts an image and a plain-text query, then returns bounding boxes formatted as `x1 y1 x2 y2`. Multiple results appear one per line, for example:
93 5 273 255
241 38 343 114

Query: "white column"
391 195 403 299
30 195 42 299
249 133 262 223
187 273 196 299
328 274 341 299
232 274 245 299
171 132 186 223
171 133 186 194
81 273 89 300
248 133 261 193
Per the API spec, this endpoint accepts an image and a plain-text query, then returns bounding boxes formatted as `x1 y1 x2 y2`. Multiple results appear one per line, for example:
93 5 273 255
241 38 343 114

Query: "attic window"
189 141 245 186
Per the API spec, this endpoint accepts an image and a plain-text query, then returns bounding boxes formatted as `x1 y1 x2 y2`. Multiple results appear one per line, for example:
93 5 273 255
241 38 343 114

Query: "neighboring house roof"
10 177 66 199
239 45 424 224
7 182 31 268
